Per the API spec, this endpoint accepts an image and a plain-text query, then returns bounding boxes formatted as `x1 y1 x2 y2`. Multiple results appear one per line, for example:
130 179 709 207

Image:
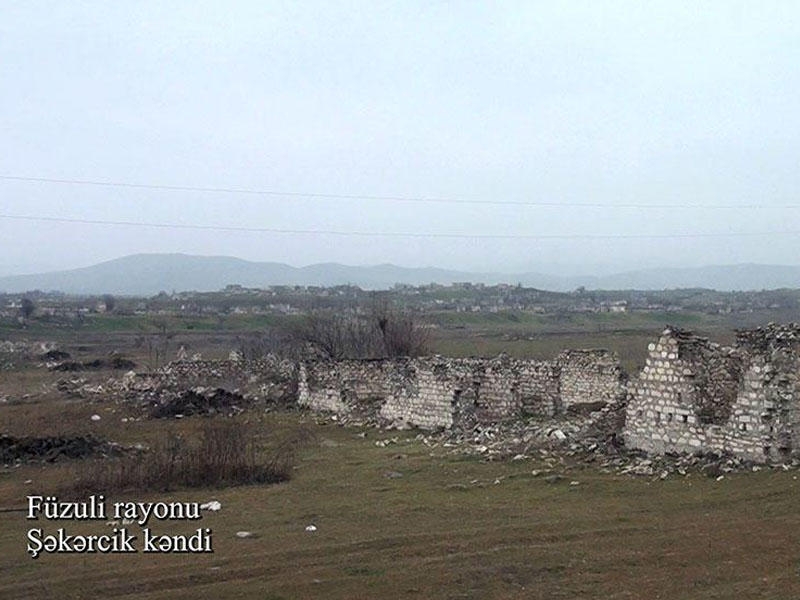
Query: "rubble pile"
0 433 123 464
1 340 60 370
148 387 247 418
96 354 298 417
405 401 794 478
0 340 58 357
56 377 103 398
736 322 800 354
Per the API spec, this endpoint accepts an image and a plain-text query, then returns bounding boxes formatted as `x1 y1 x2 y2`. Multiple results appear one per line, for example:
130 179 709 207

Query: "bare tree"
102 294 116 313
236 328 300 360
141 318 173 369
294 303 429 360
369 298 430 358
20 298 35 320
293 312 382 359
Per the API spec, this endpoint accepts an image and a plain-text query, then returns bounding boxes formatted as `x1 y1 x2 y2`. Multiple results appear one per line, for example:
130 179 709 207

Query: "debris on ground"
313 400 800 479
235 531 258 538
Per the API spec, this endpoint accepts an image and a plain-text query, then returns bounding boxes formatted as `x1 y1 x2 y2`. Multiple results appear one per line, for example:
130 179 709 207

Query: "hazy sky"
2 1 799 276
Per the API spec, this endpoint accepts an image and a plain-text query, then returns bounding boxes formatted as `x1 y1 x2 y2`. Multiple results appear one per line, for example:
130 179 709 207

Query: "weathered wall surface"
115 355 294 399
557 349 626 408
624 324 800 463
298 351 626 430
297 359 393 415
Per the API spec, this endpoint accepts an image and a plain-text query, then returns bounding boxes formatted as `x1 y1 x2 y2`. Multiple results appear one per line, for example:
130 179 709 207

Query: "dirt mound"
51 357 136 372
148 387 247 418
50 361 84 372
40 349 71 361
0 434 122 463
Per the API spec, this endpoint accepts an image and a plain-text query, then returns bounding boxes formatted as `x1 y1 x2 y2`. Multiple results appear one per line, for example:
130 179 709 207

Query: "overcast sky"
1 1 799 276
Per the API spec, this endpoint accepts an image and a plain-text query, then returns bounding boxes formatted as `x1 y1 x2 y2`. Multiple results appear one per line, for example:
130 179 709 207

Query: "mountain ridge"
0 253 798 295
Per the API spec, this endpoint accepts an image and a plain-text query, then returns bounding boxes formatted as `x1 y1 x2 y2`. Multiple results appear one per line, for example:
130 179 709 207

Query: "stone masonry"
298 350 626 430
96 321 799 464
624 324 800 463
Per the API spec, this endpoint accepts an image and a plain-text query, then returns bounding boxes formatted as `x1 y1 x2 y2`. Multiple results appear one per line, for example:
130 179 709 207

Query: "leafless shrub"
294 312 383 359
20 298 35 319
236 328 301 360
70 419 310 494
371 299 430 358
293 303 429 359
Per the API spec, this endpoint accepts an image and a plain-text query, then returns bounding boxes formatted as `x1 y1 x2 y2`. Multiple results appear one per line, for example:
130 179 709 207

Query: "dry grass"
3 415 800 599
68 419 311 496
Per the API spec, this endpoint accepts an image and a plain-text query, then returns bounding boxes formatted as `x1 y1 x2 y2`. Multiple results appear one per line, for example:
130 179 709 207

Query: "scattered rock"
235 531 257 539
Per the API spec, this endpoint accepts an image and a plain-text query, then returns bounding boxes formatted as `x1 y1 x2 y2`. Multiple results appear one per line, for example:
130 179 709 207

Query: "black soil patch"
148 388 247 419
40 349 71 361
0 434 122 464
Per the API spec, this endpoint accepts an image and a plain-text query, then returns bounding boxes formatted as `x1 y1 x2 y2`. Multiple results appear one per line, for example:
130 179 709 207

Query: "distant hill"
0 254 798 295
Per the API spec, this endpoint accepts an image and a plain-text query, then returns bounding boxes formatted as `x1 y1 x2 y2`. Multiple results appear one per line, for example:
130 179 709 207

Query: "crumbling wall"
298 351 626 430
516 362 561 416
113 355 297 405
624 324 800 463
297 359 392 415
378 358 461 429
557 349 626 409
736 325 800 461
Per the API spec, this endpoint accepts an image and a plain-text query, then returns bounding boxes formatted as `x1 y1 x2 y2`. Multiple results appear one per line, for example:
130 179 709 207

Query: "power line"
0 213 797 240
2 174 798 209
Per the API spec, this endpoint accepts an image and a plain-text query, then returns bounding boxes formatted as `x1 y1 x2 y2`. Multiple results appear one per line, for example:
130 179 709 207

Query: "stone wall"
624 324 800 462
378 358 463 430
557 349 626 408
121 354 297 404
298 359 395 416
298 351 625 430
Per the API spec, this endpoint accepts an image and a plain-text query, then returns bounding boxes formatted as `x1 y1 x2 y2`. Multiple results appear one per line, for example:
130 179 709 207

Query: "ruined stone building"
296 323 800 464
624 324 800 463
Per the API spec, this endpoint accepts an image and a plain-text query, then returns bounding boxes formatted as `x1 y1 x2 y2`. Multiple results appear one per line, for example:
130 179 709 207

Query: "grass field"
2 309 800 598
2 410 800 599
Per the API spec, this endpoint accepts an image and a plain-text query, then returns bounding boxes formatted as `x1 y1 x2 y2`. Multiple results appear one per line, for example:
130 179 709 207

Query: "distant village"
2 282 798 324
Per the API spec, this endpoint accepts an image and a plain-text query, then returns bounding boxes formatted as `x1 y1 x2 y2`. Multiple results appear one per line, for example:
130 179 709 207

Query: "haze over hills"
0 254 798 295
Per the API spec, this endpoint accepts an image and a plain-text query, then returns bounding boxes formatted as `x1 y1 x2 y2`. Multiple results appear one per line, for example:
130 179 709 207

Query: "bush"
70 419 312 494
